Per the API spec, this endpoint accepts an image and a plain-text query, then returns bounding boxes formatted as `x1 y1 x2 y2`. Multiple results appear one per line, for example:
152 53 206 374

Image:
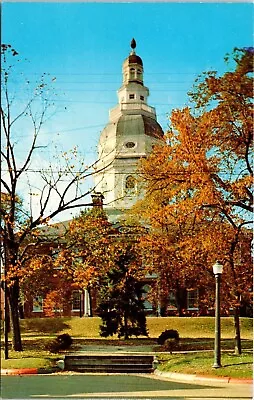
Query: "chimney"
91 192 104 208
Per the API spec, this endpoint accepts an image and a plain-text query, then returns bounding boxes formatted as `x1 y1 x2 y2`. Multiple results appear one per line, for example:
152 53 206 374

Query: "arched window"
130 68 135 79
125 176 136 196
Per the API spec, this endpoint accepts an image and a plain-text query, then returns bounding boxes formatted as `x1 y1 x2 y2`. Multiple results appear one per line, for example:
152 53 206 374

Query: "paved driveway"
1 373 252 399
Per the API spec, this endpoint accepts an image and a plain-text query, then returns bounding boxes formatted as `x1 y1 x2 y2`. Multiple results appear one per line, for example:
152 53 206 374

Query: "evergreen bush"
98 249 148 340
47 333 73 353
157 329 179 345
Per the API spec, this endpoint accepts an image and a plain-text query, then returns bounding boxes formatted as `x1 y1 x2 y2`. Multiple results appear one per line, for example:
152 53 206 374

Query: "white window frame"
187 289 199 310
72 290 81 311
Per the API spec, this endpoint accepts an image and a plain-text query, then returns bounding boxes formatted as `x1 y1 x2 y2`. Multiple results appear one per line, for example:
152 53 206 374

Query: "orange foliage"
136 48 253 313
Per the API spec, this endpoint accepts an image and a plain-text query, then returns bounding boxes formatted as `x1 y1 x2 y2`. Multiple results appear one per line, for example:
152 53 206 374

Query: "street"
1 374 252 399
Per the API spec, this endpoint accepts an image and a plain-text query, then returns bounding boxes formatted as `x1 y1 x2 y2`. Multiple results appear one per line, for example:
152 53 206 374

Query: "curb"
1 367 58 376
1 368 253 384
1 368 38 375
154 370 253 385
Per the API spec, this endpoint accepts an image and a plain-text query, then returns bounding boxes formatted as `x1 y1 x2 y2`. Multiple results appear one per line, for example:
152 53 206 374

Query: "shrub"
163 338 180 352
157 329 179 345
46 333 73 353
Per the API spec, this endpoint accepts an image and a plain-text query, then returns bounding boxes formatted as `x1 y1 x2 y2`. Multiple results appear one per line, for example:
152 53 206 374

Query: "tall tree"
98 244 148 340
137 48 253 353
0 45 107 351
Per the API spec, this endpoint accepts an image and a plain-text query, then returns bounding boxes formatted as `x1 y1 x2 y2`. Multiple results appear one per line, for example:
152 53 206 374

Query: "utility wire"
4 112 174 139
0 168 245 176
20 71 200 76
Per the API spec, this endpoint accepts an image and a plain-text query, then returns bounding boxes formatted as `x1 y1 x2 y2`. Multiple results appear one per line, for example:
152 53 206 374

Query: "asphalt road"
1 374 252 400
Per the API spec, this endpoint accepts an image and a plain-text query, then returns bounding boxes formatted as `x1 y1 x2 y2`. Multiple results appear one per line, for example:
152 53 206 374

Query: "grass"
19 316 253 339
156 352 253 379
1 350 57 370
1 316 253 379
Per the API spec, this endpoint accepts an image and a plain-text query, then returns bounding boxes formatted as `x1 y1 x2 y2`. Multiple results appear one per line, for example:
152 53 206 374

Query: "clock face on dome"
125 141 136 149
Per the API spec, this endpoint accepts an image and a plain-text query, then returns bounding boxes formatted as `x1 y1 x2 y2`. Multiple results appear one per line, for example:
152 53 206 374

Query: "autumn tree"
56 206 148 338
137 48 253 353
54 204 114 316
20 251 78 318
136 213 214 317
0 45 107 351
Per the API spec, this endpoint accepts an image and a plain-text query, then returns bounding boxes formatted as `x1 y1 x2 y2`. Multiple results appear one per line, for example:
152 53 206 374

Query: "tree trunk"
233 305 242 355
175 288 185 317
124 311 129 340
9 280 23 351
4 285 10 359
88 287 93 317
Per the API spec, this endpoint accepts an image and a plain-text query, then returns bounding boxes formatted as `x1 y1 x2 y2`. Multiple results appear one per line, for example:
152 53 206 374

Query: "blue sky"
3 3 253 143
2 2 253 220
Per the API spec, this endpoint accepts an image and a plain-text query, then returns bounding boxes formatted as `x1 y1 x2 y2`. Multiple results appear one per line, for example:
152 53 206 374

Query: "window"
125 141 135 149
137 69 142 80
130 68 135 79
143 284 153 311
140 95 144 101
72 290 81 311
129 94 135 99
167 291 177 311
187 289 199 310
33 296 43 312
125 176 136 196
125 176 135 189
52 249 63 270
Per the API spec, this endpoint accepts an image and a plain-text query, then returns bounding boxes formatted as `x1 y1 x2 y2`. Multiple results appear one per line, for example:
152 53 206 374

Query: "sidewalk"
1 366 253 385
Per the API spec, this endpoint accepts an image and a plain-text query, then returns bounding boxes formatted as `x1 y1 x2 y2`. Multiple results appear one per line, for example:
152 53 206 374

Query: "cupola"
94 39 164 221
122 38 144 85
117 39 150 109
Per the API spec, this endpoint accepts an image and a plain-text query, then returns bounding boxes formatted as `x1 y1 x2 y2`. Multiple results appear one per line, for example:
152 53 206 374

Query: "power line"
1 167 247 176
43 80 194 85
3 112 174 139
21 71 200 77
8 78 195 85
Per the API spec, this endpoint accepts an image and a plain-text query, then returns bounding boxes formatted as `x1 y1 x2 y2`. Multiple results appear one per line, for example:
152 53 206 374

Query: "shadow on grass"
20 318 72 334
224 361 253 367
171 338 251 351
68 337 252 353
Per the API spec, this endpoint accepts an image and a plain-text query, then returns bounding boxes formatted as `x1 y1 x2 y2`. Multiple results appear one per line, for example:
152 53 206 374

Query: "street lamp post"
212 261 223 369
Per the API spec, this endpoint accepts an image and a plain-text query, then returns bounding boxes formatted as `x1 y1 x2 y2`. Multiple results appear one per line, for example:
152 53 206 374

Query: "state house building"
21 40 229 318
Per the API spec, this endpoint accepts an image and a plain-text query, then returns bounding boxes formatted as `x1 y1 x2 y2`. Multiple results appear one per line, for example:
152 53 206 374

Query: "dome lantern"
122 38 144 86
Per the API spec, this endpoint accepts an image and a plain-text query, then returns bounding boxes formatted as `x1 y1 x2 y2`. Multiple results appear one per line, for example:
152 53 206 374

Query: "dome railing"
110 103 156 121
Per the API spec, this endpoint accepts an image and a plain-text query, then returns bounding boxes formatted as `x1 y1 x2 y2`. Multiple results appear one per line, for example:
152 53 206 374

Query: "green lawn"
156 352 253 379
19 316 253 339
1 316 252 379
